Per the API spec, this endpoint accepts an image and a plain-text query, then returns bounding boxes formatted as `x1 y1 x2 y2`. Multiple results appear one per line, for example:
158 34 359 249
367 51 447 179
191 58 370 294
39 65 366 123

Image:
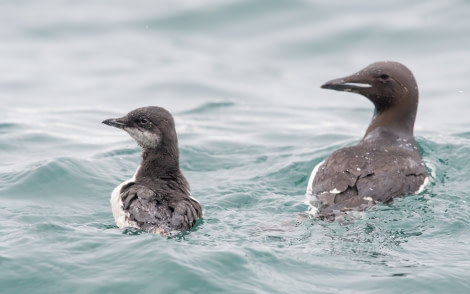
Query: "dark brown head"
102 106 178 151
321 61 419 138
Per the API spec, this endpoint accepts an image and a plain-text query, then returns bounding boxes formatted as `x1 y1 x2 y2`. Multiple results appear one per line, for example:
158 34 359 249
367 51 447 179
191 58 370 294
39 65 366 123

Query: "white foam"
305 203 319 217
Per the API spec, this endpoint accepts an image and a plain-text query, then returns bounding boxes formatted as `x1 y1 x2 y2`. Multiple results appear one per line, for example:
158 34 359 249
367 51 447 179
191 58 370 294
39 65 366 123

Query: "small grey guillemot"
103 106 202 235
306 61 428 221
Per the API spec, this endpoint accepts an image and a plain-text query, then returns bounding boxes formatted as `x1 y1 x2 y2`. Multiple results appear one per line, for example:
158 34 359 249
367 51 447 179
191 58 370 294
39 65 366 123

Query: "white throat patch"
124 127 160 149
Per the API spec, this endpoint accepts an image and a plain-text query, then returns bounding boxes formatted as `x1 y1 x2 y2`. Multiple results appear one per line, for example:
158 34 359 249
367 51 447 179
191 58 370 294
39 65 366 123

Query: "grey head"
102 106 178 151
321 61 419 139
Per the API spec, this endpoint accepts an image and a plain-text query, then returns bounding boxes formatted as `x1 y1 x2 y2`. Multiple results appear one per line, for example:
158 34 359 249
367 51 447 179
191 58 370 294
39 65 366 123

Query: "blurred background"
2 0 469 124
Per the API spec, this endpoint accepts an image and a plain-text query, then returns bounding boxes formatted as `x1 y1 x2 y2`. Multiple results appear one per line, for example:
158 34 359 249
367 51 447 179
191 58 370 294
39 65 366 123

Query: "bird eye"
139 117 149 124
379 74 389 80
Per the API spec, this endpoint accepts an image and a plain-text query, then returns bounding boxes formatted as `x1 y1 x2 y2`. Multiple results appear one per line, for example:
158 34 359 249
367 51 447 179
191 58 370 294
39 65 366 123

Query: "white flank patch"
305 160 325 217
329 188 341 194
415 176 430 194
414 160 435 195
363 196 373 201
188 192 204 217
110 165 141 229
306 160 325 195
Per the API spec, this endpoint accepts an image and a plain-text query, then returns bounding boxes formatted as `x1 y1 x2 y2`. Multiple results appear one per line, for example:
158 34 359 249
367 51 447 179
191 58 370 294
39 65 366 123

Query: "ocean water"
1 0 470 293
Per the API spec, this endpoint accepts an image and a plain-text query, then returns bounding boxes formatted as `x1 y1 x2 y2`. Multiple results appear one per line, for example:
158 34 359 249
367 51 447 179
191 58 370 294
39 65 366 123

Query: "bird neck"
364 98 417 140
138 142 181 180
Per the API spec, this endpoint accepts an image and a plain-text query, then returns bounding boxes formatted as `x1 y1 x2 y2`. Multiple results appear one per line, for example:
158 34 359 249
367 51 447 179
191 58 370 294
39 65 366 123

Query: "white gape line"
110 165 141 229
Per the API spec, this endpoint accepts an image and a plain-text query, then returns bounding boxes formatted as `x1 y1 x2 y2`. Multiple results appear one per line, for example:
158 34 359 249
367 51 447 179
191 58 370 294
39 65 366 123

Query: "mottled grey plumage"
309 61 428 220
103 106 202 234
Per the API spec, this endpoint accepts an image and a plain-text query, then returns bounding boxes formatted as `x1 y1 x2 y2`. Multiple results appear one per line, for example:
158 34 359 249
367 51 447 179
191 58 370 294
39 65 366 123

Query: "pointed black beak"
321 74 372 93
102 118 127 129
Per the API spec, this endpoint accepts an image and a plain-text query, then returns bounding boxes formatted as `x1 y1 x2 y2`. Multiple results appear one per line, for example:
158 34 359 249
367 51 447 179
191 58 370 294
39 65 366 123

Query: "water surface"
1 0 470 293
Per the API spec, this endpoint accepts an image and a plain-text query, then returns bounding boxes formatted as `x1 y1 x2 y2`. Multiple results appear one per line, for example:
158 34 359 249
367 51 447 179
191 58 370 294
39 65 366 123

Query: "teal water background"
2 0 470 293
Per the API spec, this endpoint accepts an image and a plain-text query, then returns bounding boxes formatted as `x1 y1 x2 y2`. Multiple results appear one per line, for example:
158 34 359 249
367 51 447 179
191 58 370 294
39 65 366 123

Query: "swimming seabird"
306 61 428 220
103 106 203 234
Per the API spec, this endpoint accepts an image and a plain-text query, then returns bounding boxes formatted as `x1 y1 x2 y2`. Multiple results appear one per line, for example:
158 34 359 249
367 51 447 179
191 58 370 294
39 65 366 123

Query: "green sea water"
1 0 470 293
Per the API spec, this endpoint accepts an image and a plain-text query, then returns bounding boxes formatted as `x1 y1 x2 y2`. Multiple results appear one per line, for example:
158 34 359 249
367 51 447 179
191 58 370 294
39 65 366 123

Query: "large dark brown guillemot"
103 106 203 235
306 61 428 221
